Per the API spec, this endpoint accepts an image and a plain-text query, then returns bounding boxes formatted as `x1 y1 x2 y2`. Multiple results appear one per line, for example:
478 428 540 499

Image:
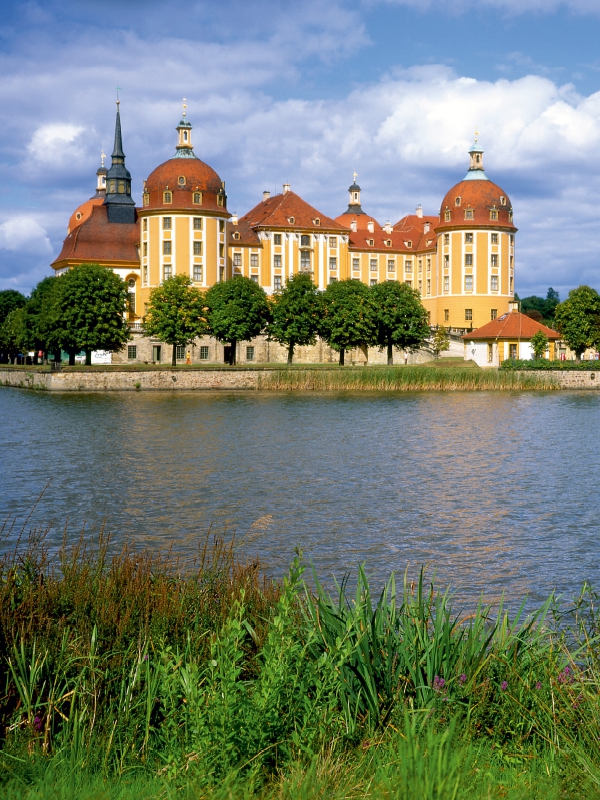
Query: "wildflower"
433 675 446 692
459 673 467 685
33 715 43 733
535 682 542 690
558 666 573 685
500 681 508 691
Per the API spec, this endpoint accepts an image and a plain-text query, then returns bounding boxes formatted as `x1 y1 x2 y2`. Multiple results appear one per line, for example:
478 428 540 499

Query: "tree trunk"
172 344 177 367
68 351 75 366
85 350 92 366
387 341 393 366
231 340 237 365
287 342 294 365
339 347 345 366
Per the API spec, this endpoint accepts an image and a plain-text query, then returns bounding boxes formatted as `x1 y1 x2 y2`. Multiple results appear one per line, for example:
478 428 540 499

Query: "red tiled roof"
51 204 139 268
241 191 348 232
437 179 516 232
68 197 104 234
334 212 382 231
144 157 227 214
229 219 261 246
349 214 436 253
462 312 560 341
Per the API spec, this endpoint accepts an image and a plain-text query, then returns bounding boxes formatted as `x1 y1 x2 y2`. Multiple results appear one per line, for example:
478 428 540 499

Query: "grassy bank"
3 524 600 798
257 365 560 391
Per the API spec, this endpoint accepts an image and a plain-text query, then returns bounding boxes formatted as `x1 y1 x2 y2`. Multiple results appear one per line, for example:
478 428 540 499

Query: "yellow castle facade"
52 105 516 363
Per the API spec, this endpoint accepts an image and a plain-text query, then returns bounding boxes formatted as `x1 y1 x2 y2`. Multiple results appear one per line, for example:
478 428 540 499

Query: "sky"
1 0 600 299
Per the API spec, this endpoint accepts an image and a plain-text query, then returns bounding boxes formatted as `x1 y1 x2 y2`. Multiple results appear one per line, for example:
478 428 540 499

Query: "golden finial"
353 170 358 183
474 128 479 143
182 98 187 118
100 149 106 168
116 85 122 105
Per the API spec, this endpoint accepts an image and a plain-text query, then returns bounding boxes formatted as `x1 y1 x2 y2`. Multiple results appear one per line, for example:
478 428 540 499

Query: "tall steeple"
103 100 136 223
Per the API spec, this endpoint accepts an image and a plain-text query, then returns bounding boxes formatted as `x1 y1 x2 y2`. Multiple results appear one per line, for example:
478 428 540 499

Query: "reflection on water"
1 388 599 608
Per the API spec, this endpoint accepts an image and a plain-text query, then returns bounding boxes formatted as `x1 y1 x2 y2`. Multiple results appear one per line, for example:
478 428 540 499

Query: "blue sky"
1 0 600 299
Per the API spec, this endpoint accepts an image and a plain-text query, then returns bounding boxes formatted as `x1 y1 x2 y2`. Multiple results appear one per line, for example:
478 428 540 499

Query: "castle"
51 102 516 364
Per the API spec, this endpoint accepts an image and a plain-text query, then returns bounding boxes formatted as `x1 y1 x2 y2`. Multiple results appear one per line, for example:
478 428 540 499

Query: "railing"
128 322 144 332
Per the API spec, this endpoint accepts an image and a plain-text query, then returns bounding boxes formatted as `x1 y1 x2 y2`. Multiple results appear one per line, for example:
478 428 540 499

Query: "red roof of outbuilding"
241 191 347 232
461 312 560 341
52 204 139 268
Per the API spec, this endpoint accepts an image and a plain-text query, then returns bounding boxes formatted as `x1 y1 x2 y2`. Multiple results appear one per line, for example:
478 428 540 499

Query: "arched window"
193 192 202 204
300 234 311 247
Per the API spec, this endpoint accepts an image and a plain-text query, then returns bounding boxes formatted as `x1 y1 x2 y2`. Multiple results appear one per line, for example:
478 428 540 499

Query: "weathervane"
182 98 187 118
100 149 106 168
474 128 479 143
353 170 358 183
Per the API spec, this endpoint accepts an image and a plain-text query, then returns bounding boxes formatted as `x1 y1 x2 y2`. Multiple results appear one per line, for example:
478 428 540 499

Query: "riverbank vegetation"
3 523 600 798
500 358 600 371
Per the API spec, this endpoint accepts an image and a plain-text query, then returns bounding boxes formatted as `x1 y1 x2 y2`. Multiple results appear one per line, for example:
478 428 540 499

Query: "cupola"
345 171 363 214
465 131 488 182
174 98 198 159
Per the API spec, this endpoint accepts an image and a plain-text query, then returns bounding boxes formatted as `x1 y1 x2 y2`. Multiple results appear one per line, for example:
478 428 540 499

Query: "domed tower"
334 173 381 232
433 136 517 331
138 103 230 301
103 101 136 224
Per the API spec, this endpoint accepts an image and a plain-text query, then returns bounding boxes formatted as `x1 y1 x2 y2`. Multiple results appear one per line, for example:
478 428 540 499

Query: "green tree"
320 279 377 366
0 289 27 327
370 281 430 365
520 288 560 322
554 285 600 360
432 325 451 359
530 330 549 359
0 307 28 363
268 273 322 365
52 263 130 366
22 276 61 362
144 275 207 366
205 276 271 365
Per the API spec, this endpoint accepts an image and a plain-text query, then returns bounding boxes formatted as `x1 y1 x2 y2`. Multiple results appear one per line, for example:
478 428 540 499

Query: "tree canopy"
205 276 271 365
530 330 549 359
0 289 27 327
320 279 377 365
370 281 430 365
432 325 451 359
52 263 130 365
554 285 600 359
0 307 28 362
519 288 560 322
144 275 207 366
268 273 322 364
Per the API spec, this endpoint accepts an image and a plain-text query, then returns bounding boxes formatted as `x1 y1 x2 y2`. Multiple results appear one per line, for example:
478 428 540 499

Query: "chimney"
416 204 423 218
263 191 271 202
350 219 357 232
424 222 430 233
231 213 238 225
283 183 291 194
367 219 374 233
383 221 392 233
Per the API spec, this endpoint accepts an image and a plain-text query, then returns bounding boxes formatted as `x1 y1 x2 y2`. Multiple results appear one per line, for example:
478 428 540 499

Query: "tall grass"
256 366 560 391
2 528 600 798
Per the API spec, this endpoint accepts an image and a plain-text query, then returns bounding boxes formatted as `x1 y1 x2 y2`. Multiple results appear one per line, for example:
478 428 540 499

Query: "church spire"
103 99 136 223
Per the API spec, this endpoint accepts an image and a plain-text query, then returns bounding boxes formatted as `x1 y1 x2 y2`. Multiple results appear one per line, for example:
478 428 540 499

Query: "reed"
256 366 560 391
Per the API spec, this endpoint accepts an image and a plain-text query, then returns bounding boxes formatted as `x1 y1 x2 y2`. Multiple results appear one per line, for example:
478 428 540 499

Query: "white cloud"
27 124 88 168
377 0 600 15
0 217 52 256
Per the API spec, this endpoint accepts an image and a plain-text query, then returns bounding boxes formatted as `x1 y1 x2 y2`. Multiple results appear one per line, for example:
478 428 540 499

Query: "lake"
1 388 598 609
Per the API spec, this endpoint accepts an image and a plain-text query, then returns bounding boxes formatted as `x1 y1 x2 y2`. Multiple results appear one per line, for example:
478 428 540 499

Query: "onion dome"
142 112 227 213
437 137 516 232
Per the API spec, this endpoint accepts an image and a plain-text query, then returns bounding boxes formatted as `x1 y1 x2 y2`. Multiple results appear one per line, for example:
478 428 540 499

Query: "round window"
76 212 82 220
178 176 186 186
128 279 136 288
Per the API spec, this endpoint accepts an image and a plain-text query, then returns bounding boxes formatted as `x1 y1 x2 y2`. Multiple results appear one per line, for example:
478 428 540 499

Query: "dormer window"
455 197 461 206
143 192 149 206
233 232 240 240
490 209 498 221
368 239 374 246
217 193 224 207
424 223 430 233
406 241 412 248
386 240 392 247
178 176 186 186
465 209 474 220
163 191 172 204
509 210 513 222
313 218 320 226
444 210 451 221
288 216 295 224
500 196 506 206
193 192 202 204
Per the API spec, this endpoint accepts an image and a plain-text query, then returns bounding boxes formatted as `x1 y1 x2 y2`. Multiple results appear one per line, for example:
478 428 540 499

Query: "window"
510 276 514 292
219 244 225 258
465 254 473 266
405 280 412 288
370 279 377 286
510 234 514 245
491 233 498 244
426 279 431 295
194 241 203 256
127 346 137 360
444 309 449 322
300 234 311 247
491 309 497 320
164 264 172 280
274 275 282 291
444 255 449 268
406 241 412 248
128 293 135 313
200 346 209 360
444 233 450 245
509 211 513 223
418 259 422 273
163 191 172 204
509 343 517 359
329 277 338 283
274 255 281 268
233 252 242 267
193 217 202 230
246 346 255 361
444 211 451 221
193 192 202 204
250 253 258 268
219 220 225 233
368 239 374 246
300 251 311 270
491 254 498 267
329 237 337 248
405 260 412 273
176 345 186 360
427 258 431 271
233 232 240 240
465 233 473 244
465 209 474 220
143 218 147 231
465 275 473 292
444 276 449 293
352 258 360 271
143 265 148 283
388 259 395 272
193 265 203 282
143 193 149 206
274 234 282 245
314 218 320 226
488 344 493 363
329 257 337 271
500 196 506 206
490 209 498 221
370 258 377 271
143 242 148 256
288 216 295 224
163 241 172 255
465 308 473 321
250 274 259 283
418 280 422 293
178 176 186 187
217 193 224 207
455 196 461 206
163 217 172 230
385 240 392 247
